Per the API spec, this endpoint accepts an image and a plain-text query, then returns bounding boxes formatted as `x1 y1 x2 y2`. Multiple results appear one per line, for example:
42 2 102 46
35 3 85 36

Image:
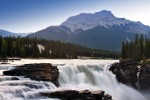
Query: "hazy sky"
0 0 150 33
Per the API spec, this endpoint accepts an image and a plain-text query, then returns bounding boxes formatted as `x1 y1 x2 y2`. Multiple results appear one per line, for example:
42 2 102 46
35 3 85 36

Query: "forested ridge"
0 36 119 59
122 34 150 61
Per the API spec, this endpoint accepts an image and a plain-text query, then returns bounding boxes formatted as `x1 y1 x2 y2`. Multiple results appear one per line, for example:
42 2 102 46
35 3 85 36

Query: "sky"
0 0 150 33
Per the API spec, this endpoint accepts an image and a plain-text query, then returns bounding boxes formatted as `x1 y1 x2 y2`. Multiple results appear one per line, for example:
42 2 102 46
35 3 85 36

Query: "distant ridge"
0 29 28 37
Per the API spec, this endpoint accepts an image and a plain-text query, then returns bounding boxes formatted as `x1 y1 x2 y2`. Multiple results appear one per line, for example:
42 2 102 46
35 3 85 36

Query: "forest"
121 34 150 61
0 36 119 59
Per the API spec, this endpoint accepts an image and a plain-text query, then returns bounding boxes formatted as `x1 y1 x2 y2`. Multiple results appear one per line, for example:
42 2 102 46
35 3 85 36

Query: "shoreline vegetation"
121 33 150 85
118 33 150 91
121 34 150 62
0 36 119 59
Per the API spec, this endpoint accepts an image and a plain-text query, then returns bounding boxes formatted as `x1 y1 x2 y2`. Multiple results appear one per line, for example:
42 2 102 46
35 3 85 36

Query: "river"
0 59 148 100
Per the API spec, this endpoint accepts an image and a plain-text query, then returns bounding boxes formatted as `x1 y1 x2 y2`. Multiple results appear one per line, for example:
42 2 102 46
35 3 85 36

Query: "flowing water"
0 59 148 100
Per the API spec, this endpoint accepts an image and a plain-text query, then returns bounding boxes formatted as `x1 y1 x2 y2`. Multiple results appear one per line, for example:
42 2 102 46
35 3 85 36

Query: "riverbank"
110 59 150 91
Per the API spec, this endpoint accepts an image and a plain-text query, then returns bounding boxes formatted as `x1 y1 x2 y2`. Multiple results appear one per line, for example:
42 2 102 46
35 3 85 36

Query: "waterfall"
58 64 147 100
0 59 148 100
0 65 57 100
0 76 57 100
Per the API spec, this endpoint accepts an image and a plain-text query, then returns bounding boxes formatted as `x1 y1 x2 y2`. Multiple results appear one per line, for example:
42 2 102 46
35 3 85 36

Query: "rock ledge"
41 90 112 100
3 63 59 86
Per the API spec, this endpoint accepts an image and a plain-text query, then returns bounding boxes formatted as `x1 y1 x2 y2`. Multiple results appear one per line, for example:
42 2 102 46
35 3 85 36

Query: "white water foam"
57 64 147 100
0 59 148 100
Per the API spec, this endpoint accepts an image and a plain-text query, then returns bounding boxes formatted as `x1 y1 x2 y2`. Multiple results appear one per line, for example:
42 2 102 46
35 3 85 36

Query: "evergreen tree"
121 34 150 61
0 36 119 59
1 39 7 57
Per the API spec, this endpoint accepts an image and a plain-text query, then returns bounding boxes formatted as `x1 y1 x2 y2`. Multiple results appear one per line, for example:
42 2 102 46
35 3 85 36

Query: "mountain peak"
61 10 150 34
95 10 114 16
61 10 117 32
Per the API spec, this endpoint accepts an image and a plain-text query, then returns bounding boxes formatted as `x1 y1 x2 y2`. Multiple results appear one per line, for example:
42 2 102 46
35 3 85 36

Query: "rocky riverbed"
110 59 150 91
3 63 113 100
41 90 112 100
3 63 59 86
139 62 150 91
109 60 139 88
1 59 149 100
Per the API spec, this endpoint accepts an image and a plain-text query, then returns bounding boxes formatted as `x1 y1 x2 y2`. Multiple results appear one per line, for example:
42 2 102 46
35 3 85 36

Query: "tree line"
122 34 150 61
0 36 119 59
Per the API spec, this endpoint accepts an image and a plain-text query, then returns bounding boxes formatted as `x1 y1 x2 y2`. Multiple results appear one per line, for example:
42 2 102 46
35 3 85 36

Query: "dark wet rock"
24 82 44 89
1 62 10 64
103 94 112 100
40 90 112 100
0 58 21 61
109 59 139 88
11 77 20 80
139 64 150 90
0 58 21 63
110 59 150 91
3 63 59 86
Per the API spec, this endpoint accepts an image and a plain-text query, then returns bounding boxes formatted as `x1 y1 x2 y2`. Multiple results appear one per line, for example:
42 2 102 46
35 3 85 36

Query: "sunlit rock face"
61 10 150 34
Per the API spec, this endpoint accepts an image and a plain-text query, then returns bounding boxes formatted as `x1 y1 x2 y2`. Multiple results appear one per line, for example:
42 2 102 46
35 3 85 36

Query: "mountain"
69 25 135 51
0 29 28 37
27 10 150 51
27 26 71 42
0 29 17 37
16 33 29 37
61 10 150 34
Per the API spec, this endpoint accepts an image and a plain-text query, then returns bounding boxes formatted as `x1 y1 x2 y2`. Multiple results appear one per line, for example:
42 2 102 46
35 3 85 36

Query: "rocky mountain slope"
61 10 150 34
26 10 150 51
27 26 71 42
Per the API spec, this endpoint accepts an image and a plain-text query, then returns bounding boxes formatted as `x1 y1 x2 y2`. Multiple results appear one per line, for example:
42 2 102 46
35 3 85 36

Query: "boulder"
3 63 59 86
40 90 112 100
109 59 139 88
139 64 150 91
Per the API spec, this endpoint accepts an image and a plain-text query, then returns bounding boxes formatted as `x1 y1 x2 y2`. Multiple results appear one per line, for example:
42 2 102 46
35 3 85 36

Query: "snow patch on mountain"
61 10 150 34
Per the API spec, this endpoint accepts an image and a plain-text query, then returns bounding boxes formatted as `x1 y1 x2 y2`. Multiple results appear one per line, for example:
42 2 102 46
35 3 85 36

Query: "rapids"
0 59 148 100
